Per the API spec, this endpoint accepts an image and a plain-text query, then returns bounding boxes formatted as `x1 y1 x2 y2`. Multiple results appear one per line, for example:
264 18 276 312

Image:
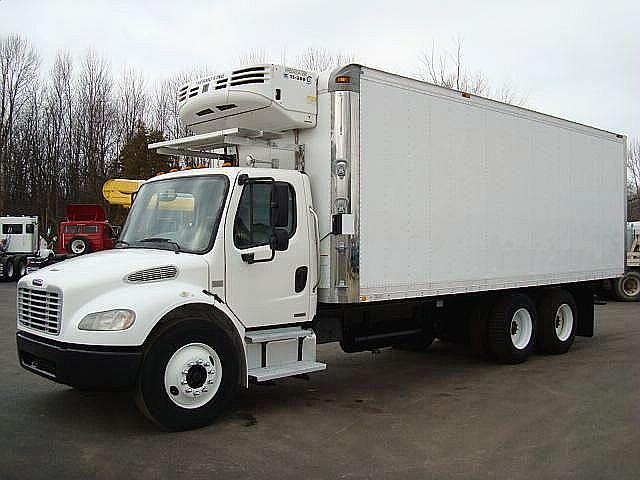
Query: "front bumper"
16 331 143 390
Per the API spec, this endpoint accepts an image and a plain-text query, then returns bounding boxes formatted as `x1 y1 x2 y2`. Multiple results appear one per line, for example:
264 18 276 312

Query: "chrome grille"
17 288 62 335
126 265 178 283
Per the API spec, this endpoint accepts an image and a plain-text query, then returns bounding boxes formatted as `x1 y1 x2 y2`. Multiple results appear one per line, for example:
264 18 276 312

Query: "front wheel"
135 318 240 431
4 260 15 281
16 259 27 279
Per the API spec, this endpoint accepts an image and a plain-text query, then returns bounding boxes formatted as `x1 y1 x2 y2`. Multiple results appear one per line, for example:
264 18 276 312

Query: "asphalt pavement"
0 282 638 479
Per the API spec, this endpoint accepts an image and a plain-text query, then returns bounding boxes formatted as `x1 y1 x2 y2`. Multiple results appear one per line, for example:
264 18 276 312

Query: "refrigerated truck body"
16 64 626 430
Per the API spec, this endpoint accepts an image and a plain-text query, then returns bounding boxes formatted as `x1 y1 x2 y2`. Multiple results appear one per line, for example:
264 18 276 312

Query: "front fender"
55 281 244 347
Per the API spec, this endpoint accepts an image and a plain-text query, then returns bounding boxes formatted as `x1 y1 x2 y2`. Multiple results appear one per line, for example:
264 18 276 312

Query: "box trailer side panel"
358 68 625 301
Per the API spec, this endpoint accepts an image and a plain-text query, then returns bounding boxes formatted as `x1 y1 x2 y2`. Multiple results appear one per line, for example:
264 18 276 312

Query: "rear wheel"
537 288 577 354
135 317 240 431
614 271 640 302
487 293 537 364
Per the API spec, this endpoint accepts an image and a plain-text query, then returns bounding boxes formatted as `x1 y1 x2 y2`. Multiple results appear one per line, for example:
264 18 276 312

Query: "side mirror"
270 228 289 252
270 182 289 227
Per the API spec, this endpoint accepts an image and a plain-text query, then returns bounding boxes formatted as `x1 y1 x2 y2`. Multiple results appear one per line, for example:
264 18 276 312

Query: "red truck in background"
57 204 116 255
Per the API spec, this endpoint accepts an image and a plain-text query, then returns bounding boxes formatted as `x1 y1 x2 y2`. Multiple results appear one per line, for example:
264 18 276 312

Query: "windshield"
119 175 228 253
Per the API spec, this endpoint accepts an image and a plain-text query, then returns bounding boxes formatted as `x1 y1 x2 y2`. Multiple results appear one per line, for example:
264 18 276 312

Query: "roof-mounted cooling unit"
177 64 318 134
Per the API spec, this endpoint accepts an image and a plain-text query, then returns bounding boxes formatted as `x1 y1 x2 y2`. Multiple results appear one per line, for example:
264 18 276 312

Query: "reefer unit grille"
17 288 62 335
177 66 270 103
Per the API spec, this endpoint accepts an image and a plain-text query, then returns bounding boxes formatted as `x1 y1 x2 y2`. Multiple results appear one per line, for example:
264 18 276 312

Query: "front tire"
487 293 537 364
5 260 15 281
135 318 240 431
15 258 26 279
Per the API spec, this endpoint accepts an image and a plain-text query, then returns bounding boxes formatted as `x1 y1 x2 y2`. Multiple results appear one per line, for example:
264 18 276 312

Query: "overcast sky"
2 0 639 137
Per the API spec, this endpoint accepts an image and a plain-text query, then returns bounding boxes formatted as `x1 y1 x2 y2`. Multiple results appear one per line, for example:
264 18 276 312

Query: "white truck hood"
17 248 212 346
20 248 208 291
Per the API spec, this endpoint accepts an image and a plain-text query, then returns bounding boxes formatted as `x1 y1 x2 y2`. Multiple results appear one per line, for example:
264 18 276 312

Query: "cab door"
224 173 311 328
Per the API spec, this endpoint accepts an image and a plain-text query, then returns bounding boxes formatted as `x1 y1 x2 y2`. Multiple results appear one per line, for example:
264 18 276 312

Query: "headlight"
78 309 136 331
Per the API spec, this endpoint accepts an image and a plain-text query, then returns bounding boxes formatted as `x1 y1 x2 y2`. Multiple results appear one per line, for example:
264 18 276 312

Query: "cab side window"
234 182 296 249
2 224 22 234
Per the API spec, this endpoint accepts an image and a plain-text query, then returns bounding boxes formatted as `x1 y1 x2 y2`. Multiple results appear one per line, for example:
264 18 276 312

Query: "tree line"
2 33 636 230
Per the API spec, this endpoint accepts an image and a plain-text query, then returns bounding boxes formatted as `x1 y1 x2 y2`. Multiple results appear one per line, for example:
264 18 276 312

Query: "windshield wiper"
137 237 181 252
114 239 130 248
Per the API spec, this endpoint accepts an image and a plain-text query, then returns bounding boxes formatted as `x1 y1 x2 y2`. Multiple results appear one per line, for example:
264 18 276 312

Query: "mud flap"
569 284 595 337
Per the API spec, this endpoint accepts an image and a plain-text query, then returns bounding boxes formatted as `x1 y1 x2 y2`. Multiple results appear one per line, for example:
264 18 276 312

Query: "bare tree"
150 67 208 140
417 37 525 105
294 47 355 72
75 50 118 201
117 67 147 144
238 49 271 66
0 34 40 213
627 138 640 202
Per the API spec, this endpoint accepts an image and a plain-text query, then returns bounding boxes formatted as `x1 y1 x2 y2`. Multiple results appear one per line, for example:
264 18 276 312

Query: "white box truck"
16 64 626 430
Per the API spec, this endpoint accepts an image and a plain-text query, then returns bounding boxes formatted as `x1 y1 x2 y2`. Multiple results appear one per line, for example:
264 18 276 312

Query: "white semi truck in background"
606 221 640 300
0 216 53 281
17 64 626 430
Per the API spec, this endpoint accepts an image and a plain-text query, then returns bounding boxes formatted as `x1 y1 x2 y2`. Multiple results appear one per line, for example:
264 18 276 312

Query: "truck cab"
17 165 320 430
1 216 40 281
58 204 116 255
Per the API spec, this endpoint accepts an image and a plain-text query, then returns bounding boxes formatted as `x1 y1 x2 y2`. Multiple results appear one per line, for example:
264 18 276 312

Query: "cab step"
248 361 326 382
245 326 314 343
244 326 326 382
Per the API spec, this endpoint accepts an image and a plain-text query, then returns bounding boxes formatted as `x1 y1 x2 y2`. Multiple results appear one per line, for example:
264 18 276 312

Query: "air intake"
229 66 266 86
126 265 178 283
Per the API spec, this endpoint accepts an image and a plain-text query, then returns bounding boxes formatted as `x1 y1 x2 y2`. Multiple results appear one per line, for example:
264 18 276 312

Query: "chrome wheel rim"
510 308 533 350
164 342 222 409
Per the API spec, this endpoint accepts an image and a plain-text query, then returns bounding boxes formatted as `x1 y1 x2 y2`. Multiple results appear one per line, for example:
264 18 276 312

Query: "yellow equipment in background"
102 179 145 208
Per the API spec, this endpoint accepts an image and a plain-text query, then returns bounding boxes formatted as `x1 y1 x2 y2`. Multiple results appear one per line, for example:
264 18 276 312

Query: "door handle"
295 266 308 293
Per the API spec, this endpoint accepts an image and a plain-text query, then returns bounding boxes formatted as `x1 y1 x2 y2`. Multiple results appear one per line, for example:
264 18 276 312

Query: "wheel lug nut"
208 379 214 384
193 390 200 396
197 359 203 365
204 362 210 367
182 369 189 375
189 362 195 366
202 387 208 393
185 388 192 393
181 380 187 385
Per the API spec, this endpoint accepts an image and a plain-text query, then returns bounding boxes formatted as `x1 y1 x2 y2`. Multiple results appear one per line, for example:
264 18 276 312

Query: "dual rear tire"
486 289 577 363
1 257 26 282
